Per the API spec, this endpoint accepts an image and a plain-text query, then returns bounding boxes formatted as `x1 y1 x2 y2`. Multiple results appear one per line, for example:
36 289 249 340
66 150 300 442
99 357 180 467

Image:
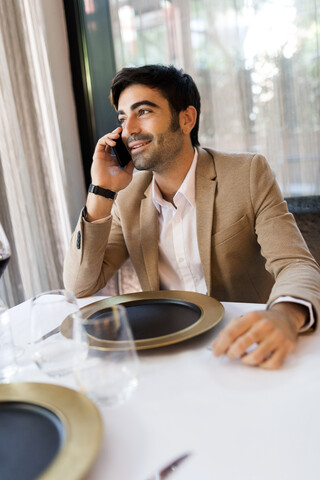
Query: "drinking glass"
0 222 11 279
75 305 138 406
30 289 88 377
0 300 18 382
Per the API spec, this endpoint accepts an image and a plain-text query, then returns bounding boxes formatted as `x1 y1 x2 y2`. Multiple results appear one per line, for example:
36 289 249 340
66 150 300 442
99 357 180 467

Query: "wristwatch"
88 184 117 200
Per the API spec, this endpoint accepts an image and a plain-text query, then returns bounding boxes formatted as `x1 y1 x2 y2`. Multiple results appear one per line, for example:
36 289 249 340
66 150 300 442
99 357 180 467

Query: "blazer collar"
140 181 159 290
195 147 217 294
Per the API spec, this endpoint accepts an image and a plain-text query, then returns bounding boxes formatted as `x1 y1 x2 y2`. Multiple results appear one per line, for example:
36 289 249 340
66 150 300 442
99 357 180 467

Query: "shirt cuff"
268 296 315 332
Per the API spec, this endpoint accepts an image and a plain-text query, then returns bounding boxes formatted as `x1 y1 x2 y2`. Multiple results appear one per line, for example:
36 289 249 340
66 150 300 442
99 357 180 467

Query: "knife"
31 325 61 344
146 452 191 480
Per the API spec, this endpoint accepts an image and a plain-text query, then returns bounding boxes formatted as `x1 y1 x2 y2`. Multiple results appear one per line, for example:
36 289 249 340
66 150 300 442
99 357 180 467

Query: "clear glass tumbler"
75 305 138 406
30 289 88 377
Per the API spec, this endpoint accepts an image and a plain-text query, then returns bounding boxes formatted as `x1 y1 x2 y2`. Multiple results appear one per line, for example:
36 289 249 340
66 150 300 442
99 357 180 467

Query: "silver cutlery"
31 325 61 344
146 452 191 480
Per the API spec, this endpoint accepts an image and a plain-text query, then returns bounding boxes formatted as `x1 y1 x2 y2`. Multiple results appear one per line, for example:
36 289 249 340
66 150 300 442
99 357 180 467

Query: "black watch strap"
88 184 117 200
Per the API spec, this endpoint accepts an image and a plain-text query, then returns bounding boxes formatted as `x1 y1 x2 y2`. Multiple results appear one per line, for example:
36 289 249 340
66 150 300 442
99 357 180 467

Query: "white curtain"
0 0 86 306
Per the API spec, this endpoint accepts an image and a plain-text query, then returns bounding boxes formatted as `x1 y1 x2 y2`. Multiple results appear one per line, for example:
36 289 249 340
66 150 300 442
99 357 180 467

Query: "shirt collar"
152 149 198 211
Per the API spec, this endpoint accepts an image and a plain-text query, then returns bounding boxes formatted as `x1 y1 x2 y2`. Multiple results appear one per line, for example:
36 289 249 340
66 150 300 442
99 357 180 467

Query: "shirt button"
178 257 184 263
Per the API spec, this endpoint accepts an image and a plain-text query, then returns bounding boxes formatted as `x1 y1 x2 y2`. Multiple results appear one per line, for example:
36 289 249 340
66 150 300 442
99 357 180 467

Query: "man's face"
117 84 184 173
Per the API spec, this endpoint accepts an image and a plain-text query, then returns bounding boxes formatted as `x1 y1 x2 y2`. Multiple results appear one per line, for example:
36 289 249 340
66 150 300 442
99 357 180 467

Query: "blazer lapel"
140 183 159 290
195 148 217 294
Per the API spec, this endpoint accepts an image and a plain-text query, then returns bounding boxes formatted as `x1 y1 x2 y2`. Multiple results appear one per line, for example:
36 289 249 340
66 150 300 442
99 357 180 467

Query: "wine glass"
30 289 88 377
0 222 11 279
74 305 138 407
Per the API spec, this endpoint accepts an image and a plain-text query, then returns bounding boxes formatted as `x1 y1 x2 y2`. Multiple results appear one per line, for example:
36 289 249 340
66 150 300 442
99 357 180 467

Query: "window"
108 0 320 196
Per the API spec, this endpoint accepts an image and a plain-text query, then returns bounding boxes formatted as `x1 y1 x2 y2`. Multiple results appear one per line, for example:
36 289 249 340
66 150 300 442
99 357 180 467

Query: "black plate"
88 298 201 340
0 382 103 480
0 402 64 480
65 291 224 350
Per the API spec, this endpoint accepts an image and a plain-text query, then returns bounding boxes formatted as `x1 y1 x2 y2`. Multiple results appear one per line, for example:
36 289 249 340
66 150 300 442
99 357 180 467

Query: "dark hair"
110 64 201 146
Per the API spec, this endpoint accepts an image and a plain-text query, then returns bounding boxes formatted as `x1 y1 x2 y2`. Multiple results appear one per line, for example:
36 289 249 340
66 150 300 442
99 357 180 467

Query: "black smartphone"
112 134 132 168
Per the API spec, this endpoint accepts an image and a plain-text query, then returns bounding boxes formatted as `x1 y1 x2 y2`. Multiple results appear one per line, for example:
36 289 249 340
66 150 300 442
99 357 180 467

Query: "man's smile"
128 139 152 153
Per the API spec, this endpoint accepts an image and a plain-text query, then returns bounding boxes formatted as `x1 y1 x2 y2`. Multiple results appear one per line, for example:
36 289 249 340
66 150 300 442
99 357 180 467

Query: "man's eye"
118 118 126 125
139 109 150 116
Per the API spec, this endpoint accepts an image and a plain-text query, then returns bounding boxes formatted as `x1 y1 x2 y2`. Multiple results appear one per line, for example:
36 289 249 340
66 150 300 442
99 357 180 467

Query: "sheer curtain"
108 0 320 196
0 0 86 307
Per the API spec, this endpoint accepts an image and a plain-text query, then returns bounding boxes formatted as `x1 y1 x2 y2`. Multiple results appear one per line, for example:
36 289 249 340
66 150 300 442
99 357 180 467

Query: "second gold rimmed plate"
62 290 224 350
0 382 103 480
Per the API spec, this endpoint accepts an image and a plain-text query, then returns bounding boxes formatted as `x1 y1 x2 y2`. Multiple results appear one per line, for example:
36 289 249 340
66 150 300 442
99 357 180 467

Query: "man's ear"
179 106 197 135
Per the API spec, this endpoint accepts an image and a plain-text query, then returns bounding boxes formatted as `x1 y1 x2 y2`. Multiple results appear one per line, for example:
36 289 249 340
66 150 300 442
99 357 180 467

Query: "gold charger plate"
0 382 103 480
64 290 224 350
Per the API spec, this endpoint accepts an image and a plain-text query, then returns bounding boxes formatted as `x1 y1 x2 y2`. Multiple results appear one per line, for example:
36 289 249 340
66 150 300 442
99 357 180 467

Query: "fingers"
225 318 273 359
90 127 134 192
212 310 297 369
259 345 293 369
94 127 122 155
212 312 257 357
241 329 293 367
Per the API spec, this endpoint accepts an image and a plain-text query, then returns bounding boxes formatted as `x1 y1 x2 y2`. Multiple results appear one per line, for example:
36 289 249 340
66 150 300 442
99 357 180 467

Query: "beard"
128 115 184 174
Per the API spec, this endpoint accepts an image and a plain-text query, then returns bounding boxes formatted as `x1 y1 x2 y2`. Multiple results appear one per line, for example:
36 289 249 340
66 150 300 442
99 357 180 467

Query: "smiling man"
64 64 320 369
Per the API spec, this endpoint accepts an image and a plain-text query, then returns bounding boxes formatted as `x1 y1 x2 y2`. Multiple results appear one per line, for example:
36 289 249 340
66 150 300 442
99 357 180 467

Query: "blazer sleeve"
63 206 129 297
250 154 320 323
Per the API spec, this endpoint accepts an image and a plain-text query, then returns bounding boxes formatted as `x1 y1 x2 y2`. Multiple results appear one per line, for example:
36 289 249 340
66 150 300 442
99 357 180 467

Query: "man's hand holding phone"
91 127 133 190
87 127 134 221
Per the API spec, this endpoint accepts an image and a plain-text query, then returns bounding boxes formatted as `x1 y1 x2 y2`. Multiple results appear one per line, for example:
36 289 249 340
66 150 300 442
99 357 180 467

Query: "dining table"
5 295 320 480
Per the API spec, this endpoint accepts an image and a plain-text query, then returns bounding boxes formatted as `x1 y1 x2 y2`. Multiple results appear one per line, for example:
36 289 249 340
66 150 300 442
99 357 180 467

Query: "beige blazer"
63 147 320 320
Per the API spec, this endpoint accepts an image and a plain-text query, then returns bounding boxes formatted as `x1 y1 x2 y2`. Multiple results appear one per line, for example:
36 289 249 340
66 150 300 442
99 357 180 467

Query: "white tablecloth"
6 297 320 480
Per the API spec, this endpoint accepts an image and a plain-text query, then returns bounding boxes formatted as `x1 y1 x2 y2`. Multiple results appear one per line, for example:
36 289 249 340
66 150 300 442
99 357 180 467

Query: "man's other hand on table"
212 302 308 369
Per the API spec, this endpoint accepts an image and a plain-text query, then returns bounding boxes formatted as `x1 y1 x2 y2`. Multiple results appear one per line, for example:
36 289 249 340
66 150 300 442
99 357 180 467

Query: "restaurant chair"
285 195 320 265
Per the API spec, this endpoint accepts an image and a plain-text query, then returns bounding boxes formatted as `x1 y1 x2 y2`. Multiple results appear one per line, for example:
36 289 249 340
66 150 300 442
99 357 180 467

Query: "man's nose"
122 115 141 137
